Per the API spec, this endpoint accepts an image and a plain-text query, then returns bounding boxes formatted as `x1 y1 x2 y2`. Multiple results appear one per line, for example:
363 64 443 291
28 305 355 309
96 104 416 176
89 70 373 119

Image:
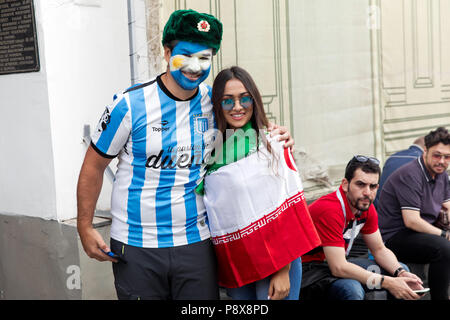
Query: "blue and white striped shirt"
91 75 216 248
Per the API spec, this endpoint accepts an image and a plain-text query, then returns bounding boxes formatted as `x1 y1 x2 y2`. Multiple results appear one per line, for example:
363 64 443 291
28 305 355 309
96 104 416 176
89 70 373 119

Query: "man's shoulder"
199 82 212 96
393 145 422 157
384 148 419 167
366 203 378 220
309 191 340 214
390 158 421 179
123 77 159 94
200 82 212 90
383 158 423 192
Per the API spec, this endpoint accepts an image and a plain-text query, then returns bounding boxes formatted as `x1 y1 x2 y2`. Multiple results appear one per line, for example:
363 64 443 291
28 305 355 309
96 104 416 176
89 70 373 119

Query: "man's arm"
77 145 116 262
363 230 405 274
402 209 443 236
323 245 421 300
323 246 373 284
363 230 423 284
443 201 450 240
443 201 450 211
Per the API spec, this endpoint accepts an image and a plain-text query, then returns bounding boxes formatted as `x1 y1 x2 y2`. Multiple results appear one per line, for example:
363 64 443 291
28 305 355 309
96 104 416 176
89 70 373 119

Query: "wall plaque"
0 0 40 75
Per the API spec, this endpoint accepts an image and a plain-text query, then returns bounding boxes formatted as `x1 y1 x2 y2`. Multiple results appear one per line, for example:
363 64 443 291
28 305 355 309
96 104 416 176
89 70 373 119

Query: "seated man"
301 156 423 300
374 136 425 207
377 127 450 300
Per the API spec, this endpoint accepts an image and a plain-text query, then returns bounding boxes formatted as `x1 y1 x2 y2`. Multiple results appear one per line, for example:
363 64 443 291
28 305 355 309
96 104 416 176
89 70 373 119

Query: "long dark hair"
212 66 272 153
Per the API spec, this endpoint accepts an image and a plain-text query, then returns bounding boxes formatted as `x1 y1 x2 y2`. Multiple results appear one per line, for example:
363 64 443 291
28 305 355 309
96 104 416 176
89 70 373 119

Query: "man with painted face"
77 9 293 300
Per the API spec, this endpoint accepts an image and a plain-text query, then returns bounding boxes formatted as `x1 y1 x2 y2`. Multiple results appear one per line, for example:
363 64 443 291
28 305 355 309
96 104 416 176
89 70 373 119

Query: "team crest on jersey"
194 115 210 134
97 107 111 132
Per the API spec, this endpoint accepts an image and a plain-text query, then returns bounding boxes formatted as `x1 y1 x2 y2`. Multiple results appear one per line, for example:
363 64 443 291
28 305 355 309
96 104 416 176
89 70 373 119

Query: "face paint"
169 41 213 90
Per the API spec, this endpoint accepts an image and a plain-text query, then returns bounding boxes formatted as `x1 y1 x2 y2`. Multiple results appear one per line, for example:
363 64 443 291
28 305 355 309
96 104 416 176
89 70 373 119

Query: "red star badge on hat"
197 20 210 32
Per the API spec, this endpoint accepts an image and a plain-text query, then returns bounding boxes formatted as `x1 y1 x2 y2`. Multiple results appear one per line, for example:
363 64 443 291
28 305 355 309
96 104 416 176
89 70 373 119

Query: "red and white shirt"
302 185 379 263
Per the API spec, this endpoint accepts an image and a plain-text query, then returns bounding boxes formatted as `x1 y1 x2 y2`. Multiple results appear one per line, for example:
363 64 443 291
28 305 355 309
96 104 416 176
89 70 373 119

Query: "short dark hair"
344 156 381 182
424 127 450 149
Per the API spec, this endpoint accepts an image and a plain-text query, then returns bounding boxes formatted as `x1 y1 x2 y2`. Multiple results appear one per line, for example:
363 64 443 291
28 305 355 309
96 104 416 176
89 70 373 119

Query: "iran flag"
203 138 321 288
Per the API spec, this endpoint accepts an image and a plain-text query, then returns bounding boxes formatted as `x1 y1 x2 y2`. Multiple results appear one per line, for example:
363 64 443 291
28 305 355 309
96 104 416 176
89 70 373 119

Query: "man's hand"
444 230 450 241
383 276 422 300
398 270 423 286
77 145 114 262
268 264 290 300
78 225 117 263
267 123 295 151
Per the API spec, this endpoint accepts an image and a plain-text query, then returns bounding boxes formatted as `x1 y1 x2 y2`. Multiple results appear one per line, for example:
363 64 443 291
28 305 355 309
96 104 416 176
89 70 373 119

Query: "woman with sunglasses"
196 66 321 300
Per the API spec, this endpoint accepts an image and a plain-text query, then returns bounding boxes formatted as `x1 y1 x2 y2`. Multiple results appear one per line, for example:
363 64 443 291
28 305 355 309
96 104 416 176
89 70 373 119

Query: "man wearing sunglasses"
301 155 423 300
377 127 450 300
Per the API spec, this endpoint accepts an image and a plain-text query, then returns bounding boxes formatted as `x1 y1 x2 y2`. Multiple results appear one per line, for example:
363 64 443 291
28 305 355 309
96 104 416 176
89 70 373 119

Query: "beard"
352 196 372 212
430 163 447 175
424 153 449 177
346 185 373 212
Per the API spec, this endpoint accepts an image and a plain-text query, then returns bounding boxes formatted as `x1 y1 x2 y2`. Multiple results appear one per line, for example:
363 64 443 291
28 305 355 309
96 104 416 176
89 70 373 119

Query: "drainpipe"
127 0 138 85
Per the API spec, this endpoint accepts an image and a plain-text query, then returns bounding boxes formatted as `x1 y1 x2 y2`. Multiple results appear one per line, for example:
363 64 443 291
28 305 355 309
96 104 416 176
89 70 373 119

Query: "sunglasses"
353 155 380 165
220 95 253 111
431 152 450 162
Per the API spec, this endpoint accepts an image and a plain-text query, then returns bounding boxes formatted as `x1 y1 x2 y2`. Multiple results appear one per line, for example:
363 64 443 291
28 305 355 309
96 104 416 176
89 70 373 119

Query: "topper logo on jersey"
152 120 171 132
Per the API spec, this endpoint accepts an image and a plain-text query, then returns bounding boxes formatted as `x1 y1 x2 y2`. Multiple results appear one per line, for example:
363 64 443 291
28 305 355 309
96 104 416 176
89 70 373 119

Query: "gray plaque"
0 0 40 75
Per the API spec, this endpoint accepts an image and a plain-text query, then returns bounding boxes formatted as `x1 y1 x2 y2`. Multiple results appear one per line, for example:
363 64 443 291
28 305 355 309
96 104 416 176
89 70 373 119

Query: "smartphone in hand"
101 249 127 264
413 288 430 296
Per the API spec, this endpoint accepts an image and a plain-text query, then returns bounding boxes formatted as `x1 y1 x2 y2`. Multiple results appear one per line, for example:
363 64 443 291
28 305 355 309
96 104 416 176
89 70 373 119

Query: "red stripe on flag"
284 147 297 171
212 192 321 288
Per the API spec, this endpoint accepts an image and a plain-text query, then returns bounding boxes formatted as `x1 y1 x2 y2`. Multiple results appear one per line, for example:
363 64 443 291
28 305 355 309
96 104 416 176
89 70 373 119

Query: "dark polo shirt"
377 156 450 242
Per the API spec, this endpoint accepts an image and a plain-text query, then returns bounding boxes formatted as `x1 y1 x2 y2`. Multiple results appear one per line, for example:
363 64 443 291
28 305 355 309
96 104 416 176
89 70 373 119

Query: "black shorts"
110 238 219 300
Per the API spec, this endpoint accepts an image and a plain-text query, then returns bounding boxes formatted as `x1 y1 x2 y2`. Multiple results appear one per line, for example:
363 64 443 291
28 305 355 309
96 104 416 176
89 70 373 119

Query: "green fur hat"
162 9 223 54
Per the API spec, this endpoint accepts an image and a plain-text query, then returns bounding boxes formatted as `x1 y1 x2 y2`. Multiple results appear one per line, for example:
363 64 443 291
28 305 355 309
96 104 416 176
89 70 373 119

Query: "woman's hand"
267 123 295 152
268 264 291 300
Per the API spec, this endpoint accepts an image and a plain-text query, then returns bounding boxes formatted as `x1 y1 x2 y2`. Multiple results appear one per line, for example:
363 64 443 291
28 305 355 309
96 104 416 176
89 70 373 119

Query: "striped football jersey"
91 75 216 248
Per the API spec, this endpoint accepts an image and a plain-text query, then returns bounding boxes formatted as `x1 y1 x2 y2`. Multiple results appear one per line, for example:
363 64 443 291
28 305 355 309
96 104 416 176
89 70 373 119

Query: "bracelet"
393 267 405 277
441 230 447 238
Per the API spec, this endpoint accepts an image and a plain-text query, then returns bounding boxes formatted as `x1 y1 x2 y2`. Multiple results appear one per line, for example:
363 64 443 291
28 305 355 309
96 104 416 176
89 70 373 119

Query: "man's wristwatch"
379 275 385 288
441 230 448 238
394 267 405 277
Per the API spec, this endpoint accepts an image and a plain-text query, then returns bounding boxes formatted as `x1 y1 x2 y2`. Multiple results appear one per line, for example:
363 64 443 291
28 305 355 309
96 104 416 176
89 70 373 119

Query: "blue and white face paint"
169 41 213 91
